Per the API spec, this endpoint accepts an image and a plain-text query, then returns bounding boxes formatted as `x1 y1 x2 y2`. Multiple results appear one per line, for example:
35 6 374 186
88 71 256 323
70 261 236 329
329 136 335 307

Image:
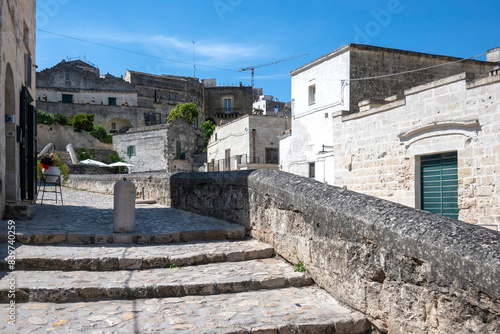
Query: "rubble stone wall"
170 169 500 334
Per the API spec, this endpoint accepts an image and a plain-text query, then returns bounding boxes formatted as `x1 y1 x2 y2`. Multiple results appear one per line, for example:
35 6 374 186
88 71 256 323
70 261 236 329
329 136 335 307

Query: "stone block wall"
170 169 500 334
65 172 171 205
332 73 500 230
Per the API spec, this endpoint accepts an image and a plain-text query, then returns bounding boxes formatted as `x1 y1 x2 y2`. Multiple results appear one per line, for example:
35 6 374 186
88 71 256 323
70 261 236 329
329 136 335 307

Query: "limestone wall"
65 173 171 206
331 73 500 230
170 169 500 334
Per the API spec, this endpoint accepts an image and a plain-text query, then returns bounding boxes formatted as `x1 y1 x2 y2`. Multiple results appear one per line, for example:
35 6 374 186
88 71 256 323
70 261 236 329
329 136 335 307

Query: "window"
225 149 231 170
111 122 116 130
108 97 117 106
168 92 174 101
65 72 71 82
24 54 32 87
189 96 194 102
154 90 161 103
176 141 184 160
309 163 315 178
127 145 136 157
62 94 73 104
420 152 459 219
308 85 316 105
223 98 232 114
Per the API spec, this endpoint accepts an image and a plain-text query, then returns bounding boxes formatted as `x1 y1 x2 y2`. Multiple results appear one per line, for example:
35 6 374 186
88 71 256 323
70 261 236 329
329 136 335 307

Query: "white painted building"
206 115 287 171
281 43 500 229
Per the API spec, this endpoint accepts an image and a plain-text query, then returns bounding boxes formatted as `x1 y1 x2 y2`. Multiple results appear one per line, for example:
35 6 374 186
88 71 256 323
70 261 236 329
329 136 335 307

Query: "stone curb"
0 227 246 245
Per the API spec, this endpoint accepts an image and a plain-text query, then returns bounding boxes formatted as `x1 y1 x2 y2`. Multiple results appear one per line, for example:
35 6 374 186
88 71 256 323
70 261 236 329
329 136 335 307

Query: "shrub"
201 120 215 148
54 113 68 125
36 110 56 125
73 113 94 132
75 147 91 161
54 153 70 182
89 125 112 144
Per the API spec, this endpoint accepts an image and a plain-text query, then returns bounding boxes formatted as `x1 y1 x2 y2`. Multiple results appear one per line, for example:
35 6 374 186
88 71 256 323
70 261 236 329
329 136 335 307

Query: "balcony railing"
206 154 260 172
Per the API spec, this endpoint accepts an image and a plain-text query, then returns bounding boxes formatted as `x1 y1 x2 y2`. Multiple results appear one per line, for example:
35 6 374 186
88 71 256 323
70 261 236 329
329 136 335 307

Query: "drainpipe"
252 129 256 164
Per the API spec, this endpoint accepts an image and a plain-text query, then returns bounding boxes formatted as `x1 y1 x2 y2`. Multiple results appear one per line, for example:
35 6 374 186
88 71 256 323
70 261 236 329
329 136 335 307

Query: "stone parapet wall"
66 173 171 205
170 169 500 334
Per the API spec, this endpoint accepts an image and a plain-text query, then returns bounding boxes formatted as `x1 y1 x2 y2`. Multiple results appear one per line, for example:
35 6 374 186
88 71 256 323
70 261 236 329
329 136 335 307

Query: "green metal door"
421 152 459 219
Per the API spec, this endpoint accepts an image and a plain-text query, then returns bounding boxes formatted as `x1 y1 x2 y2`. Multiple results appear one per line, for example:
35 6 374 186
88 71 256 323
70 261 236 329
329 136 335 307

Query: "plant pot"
42 166 61 183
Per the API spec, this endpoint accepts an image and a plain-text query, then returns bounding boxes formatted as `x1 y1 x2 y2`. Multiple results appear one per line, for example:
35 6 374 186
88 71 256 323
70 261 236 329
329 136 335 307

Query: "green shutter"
421 152 459 219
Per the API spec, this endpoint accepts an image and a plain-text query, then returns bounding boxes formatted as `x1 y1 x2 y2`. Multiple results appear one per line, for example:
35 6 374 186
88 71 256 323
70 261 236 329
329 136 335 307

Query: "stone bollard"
114 178 136 233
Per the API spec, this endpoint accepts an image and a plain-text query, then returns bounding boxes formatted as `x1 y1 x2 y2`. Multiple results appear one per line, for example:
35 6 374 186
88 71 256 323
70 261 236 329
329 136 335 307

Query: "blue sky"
36 0 500 102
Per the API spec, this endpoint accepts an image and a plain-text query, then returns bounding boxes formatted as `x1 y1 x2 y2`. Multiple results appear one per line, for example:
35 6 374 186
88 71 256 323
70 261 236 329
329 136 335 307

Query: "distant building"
206 115 287 171
252 95 289 116
124 70 205 128
113 119 203 173
0 0 37 218
37 59 145 133
281 43 500 229
203 79 259 125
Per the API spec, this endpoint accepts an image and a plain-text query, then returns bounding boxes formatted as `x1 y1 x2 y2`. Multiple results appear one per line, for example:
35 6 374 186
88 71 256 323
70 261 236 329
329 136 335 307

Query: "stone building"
112 119 202 173
281 43 500 229
37 59 146 133
252 95 289 116
0 0 37 219
203 79 257 125
206 115 287 171
124 70 205 128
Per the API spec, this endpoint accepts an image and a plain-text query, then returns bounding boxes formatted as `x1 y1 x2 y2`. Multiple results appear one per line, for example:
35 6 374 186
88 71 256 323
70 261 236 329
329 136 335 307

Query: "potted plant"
39 153 60 182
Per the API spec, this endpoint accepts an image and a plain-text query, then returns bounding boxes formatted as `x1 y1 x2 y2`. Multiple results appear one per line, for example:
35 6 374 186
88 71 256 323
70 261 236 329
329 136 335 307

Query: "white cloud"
48 29 266 68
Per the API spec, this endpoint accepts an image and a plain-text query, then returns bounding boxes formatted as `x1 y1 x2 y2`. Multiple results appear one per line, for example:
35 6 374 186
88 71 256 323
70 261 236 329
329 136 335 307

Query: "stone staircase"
0 208 370 333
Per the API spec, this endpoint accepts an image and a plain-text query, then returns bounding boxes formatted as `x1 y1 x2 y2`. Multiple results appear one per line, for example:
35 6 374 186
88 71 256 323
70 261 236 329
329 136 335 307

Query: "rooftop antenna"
192 41 196 78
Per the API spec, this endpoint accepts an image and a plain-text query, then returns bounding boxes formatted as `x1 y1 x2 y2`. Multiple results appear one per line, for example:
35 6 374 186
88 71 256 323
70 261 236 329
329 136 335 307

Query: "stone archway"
4 63 17 202
105 117 134 134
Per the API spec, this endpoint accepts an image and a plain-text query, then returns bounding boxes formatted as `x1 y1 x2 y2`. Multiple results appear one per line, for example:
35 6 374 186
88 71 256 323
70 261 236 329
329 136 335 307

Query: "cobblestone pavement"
0 187 370 333
0 286 369 333
0 187 245 244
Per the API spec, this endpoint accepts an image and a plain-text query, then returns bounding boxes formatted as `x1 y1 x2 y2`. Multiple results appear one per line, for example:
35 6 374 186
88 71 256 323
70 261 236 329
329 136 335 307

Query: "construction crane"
238 54 309 89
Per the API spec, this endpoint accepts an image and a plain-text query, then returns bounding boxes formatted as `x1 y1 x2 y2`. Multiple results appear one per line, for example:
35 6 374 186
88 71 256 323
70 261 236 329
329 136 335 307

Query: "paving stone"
0 259 312 303
0 188 245 245
0 187 369 333
0 287 370 334
0 240 274 270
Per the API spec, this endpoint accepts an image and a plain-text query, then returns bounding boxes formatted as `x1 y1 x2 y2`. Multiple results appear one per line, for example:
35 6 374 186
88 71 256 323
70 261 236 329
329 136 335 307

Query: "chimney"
486 47 500 63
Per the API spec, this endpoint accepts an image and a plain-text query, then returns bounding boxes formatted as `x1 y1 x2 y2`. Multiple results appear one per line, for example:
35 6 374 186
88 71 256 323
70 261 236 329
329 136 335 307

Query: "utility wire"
38 29 487 83
37 29 239 73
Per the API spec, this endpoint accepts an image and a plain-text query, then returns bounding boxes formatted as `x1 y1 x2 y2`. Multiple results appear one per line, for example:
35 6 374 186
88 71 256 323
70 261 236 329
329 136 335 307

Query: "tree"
201 120 216 148
167 102 199 125
73 113 94 132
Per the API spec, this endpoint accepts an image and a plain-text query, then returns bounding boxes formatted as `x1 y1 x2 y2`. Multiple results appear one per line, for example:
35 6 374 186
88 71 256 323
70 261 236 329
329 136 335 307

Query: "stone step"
0 286 370 334
0 258 313 303
0 240 274 270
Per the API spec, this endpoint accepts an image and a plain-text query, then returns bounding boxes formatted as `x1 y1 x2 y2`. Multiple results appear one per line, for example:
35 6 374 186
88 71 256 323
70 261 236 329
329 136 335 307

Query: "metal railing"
206 154 260 172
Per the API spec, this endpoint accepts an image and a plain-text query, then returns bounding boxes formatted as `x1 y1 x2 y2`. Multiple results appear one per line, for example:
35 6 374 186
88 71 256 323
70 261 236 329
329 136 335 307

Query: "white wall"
37 89 138 107
280 48 350 184
208 115 285 169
